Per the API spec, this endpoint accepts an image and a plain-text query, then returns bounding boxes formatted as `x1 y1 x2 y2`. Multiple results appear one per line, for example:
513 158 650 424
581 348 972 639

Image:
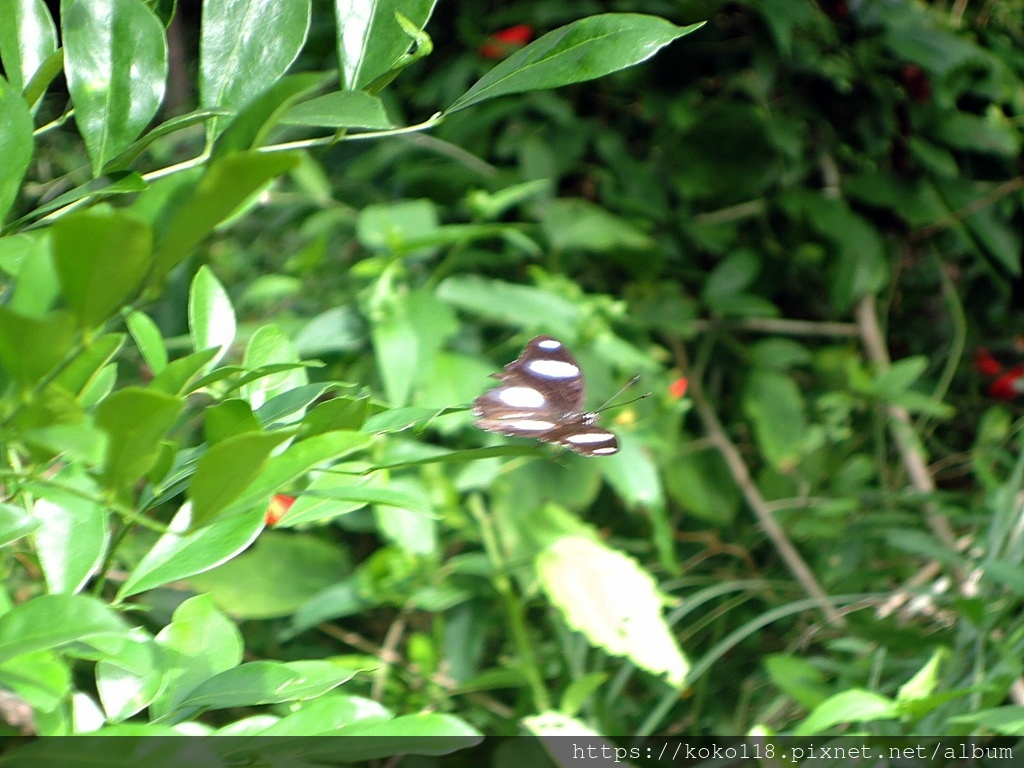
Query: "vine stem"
468 493 551 712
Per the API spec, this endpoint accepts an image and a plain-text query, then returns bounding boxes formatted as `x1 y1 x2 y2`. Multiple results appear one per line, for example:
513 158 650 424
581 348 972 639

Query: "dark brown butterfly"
472 336 619 456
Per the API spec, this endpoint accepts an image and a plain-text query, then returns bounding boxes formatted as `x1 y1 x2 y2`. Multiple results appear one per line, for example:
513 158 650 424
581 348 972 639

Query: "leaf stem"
468 493 551 711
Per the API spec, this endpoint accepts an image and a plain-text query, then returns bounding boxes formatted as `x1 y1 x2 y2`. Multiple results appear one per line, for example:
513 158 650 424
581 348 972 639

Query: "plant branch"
670 337 846 628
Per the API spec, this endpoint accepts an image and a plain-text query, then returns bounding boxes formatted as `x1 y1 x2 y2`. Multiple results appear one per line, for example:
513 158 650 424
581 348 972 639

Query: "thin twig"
670 337 846 627
688 318 860 337
910 175 1024 242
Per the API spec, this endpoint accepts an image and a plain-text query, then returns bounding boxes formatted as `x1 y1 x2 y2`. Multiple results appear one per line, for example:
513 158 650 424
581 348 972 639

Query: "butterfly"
472 335 621 456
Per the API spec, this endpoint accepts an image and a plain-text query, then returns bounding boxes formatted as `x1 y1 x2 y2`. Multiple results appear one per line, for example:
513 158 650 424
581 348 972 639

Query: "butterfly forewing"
472 335 619 456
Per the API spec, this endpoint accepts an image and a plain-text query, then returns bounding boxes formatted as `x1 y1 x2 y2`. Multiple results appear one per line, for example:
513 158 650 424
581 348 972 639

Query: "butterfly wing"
473 336 618 455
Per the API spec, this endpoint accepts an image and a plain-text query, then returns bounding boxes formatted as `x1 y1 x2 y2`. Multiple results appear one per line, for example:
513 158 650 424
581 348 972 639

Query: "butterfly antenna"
594 375 651 413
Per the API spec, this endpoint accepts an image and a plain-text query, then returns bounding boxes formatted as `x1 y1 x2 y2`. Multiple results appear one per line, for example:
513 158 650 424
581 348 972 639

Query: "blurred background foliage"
3 0 1024 749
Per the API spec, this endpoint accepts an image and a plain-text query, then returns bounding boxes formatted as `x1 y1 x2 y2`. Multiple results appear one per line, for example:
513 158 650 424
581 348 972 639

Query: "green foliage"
0 0 1023 751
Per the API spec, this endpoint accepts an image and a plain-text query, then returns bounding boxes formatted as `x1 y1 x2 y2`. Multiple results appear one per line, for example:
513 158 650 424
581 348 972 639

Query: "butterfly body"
472 336 618 456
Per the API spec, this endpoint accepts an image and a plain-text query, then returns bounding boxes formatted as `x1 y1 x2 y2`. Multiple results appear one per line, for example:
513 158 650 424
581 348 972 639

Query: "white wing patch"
527 359 580 378
537 339 562 350
501 419 557 432
565 431 615 444
497 386 546 408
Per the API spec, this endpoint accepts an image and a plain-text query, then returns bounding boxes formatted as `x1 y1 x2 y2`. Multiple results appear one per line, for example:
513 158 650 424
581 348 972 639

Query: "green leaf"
0 308 77 389
95 630 161 722
200 0 311 137
52 209 153 329
32 474 109 594
216 431 375 520
211 72 324 159
126 311 168 373
188 265 236 368
743 369 806 470
188 431 292 528
307 482 434 518
763 654 829 710
540 198 654 253
436 276 581 337
53 333 124 398
794 689 898 735
0 650 69 713
149 151 301 282
897 647 948 703
537 535 688 687
167 660 357 722
149 594 243 720
149 348 220 396
0 594 127 664
116 505 265 599
64 0 168 174
94 387 184 494
204 399 260 444
0 74 34 223
258 693 389 734
948 706 1024 736
0 0 58 93
187 532 350 619
357 199 439 251
281 91 394 129
559 672 608 717
447 14 703 113
104 108 232 173
239 326 308 413
335 0 437 90
0 503 40 547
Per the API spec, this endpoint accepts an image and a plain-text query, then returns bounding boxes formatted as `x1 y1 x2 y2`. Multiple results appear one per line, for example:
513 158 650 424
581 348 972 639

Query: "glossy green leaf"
168 660 357 722
52 210 153 329
259 693 389 734
64 0 168 174
281 91 393 129
6 172 147 232
211 73 324 159
447 14 702 113
126 311 167 373
32 475 109 594
188 532 350 619
0 308 77 388
271 473 370 527
52 333 125 398
200 0 311 137
188 265 236 368
793 689 898 735
95 630 161 722
216 430 375 519
188 431 291 528
257 383 334 427
0 75 34 224
150 151 301 283
0 503 40 547
204 399 260 444
94 387 184 493
116 505 265 599
104 108 231 173
335 0 436 90
0 0 58 92
374 478 436 555
241 325 308 410
0 650 70 713
150 594 243 719
0 594 127 664
537 536 688 688
311 483 434 518
21 47 63 110
357 199 439 251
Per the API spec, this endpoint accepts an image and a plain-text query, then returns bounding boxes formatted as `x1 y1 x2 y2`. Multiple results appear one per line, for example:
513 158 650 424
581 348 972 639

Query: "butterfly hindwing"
472 335 619 456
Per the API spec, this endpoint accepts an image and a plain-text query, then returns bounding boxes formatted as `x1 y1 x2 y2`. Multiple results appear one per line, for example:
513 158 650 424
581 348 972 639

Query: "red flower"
974 348 1003 377
989 365 1024 401
668 377 689 399
479 24 533 59
265 494 295 526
